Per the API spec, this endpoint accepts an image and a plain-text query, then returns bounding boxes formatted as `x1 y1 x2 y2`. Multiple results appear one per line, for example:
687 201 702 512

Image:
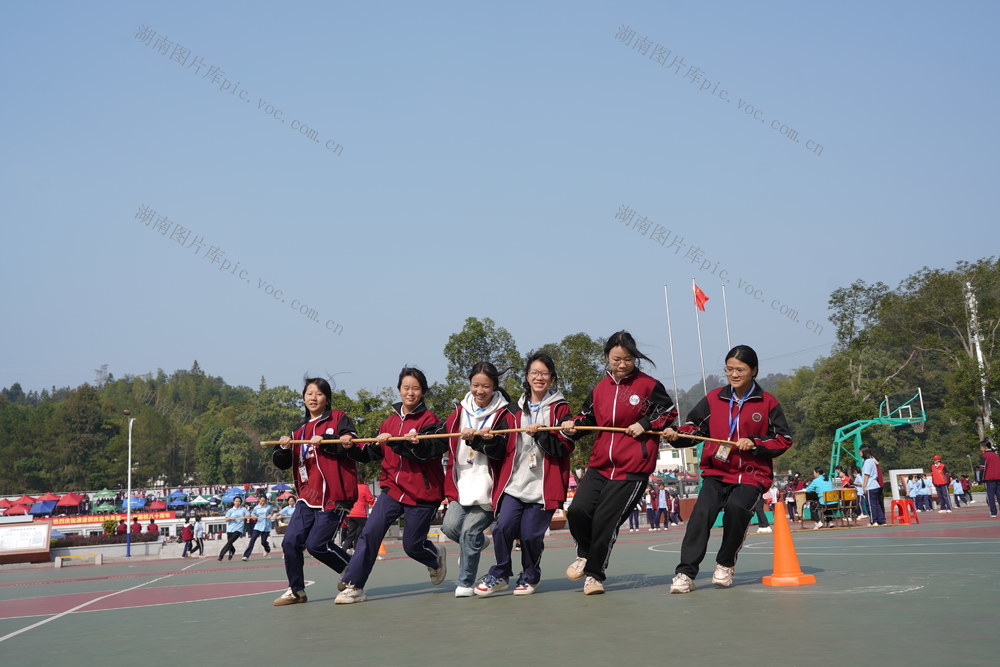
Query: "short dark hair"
397 367 429 393
522 351 558 400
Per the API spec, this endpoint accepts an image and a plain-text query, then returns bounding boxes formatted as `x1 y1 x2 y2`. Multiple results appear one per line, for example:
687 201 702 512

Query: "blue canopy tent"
271 483 292 491
29 500 58 515
168 490 188 499
167 499 189 508
121 497 146 510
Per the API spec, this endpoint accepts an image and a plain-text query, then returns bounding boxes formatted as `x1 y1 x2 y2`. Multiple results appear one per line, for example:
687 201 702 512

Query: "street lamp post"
124 410 136 558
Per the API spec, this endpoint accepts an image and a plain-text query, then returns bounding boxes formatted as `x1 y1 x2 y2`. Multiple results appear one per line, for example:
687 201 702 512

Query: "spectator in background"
191 515 205 556
646 488 660 531
180 518 194 558
852 466 869 518
930 455 952 513
784 473 802 522
242 496 277 560
960 475 973 504
907 475 924 512
861 446 886 526
147 519 159 534
978 438 1000 518
918 474 934 511
342 482 375 553
667 492 682 526
804 468 834 529
628 498 641 532
278 496 297 526
116 519 127 536
951 476 964 508
130 517 142 534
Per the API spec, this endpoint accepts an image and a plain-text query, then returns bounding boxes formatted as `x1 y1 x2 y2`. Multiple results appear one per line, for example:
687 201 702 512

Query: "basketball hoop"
911 421 925 434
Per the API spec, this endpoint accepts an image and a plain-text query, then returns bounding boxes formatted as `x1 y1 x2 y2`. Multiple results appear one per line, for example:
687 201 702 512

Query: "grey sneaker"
428 544 448 585
712 563 734 587
670 573 696 594
334 584 366 604
583 576 605 595
566 557 587 581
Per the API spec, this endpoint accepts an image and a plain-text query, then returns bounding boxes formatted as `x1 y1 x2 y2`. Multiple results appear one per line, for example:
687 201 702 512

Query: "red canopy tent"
56 492 82 507
4 504 29 515
0 498 12 509
148 500 167 510
14 495 37 505
277 491 294 500
38 492 61 502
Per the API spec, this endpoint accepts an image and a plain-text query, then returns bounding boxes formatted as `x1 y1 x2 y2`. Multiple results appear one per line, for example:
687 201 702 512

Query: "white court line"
0 560 203 643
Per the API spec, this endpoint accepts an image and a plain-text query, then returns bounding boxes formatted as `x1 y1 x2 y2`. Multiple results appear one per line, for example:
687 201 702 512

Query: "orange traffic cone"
762 502 816 586
377 541 388 561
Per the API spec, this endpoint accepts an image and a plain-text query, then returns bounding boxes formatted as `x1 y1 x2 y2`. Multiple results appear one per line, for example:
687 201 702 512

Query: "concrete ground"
1 502 997 666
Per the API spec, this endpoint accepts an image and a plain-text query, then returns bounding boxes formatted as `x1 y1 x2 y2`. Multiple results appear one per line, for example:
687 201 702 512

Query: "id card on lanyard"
715 389 750 463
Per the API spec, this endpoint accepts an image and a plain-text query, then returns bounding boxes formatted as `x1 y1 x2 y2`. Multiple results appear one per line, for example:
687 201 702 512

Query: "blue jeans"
440 501 493 587
341 494 439 589
487 494 554 585
282 504 350 592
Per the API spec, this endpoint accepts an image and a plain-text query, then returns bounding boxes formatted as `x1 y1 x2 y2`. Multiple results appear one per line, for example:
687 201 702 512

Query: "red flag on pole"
694 284 709 311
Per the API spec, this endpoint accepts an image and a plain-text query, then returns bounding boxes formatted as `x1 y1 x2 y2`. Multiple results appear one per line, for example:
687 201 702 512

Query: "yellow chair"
821 490 842 527
840 488 859 526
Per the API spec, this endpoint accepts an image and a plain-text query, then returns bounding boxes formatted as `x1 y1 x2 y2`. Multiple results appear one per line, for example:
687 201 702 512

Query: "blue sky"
2 1 997 403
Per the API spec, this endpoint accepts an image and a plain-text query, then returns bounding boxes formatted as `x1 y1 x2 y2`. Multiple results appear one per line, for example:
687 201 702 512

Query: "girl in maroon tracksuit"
663 345 792 593
271 378 362 606
336 368 449 604
474 352 575 597
561 331 677 595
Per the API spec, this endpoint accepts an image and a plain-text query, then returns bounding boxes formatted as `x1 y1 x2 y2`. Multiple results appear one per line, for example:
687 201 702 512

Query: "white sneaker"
813 522 823 530
938 510 946 513
583 576 605 595
756 526 772 534
858 514 868 519
428 544 447 585
566 557 587 581
334 584 366 604
712 563 734 587
474 574 509 597
513 575 537 596
455 586 475 597
670 573 695 594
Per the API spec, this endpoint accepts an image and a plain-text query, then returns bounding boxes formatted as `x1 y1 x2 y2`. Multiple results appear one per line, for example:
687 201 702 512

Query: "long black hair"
604 330 655 368
301 377 333 421
469 361 512 402
522 351 558 402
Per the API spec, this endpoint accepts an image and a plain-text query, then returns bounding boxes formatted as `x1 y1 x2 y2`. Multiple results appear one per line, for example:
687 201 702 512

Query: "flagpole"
693 278 707 396
663 284 687 474
721 283 732 350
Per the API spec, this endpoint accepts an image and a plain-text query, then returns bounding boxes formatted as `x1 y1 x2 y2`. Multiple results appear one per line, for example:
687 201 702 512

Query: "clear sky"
2 1 997 401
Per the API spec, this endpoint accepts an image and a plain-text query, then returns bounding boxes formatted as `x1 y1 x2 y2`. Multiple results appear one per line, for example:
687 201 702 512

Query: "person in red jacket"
341 483 375 552
561 331 677 595
116 519 127 536
930 455 952 512
180 518 194 558
271 377 362 606
335 368 449 604
147 519 159 535
439 362 517 597
130 518 142 534
663 345 792 593
475 352 575 597
979 438 1000 518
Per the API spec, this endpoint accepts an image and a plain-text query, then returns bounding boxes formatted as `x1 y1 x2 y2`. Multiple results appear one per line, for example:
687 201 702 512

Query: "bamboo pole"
259 426 733 447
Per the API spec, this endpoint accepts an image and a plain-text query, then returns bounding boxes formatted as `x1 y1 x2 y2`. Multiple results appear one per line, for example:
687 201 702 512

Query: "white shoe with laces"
334 584 366 604
712 563 734 587
670 573 695 594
